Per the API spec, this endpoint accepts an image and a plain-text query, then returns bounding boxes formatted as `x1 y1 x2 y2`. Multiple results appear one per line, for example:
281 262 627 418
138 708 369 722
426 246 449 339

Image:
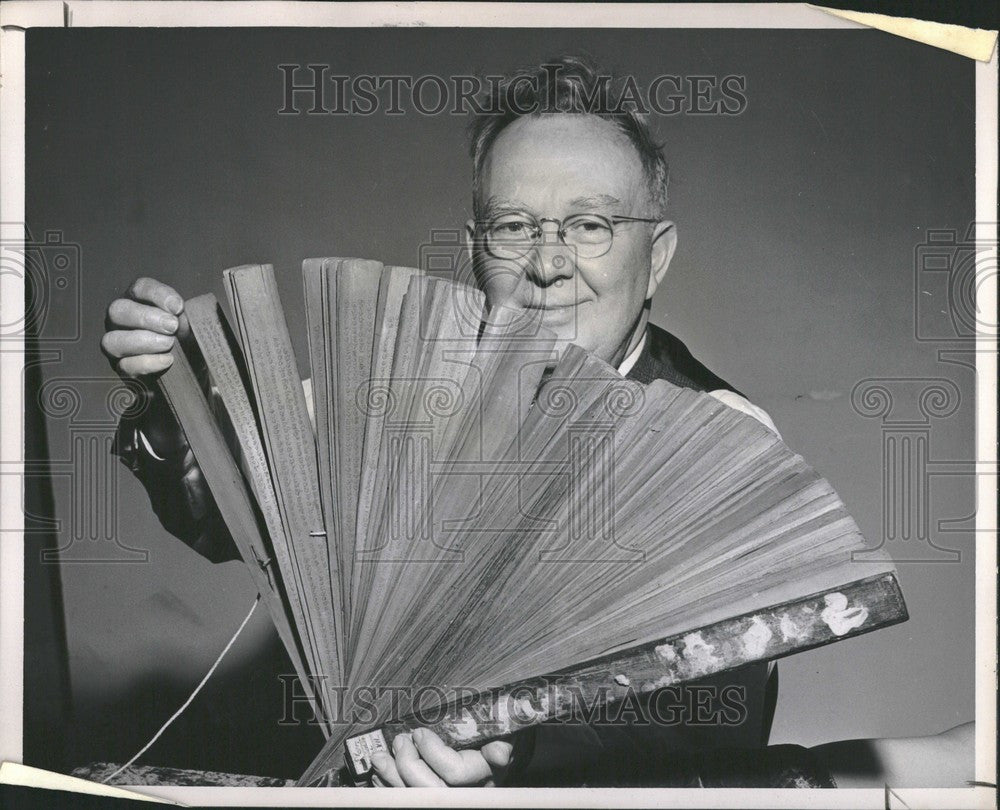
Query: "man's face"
467 114 675 367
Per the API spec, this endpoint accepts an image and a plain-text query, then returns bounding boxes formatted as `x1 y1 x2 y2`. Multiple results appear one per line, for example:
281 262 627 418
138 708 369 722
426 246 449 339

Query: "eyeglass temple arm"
610 215 661 224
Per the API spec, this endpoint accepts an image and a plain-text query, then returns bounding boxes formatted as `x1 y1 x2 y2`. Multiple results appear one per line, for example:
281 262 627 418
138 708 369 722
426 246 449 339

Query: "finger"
176 311 191 342
392 733 446 787
370 752 404 788
107 299 179 335
411 728 492 785
128 277 184 315
101 329 175 360
118 353 174 378
481 740 514 770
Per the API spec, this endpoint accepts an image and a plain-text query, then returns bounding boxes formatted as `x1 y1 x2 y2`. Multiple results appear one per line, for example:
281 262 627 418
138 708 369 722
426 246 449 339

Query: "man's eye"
566 219 612 241
493 222 530 237
567 219 604 231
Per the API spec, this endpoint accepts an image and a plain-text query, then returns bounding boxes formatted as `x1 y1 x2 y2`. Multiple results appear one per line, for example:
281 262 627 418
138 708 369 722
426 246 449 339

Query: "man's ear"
464 219 477 265
646 220 677 300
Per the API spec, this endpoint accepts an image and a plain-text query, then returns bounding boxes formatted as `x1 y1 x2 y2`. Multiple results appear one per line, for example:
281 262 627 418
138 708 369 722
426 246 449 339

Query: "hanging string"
102 594 261 784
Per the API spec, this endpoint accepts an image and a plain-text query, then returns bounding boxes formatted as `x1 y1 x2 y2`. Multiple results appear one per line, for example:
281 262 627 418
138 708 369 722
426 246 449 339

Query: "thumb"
480 740 513 770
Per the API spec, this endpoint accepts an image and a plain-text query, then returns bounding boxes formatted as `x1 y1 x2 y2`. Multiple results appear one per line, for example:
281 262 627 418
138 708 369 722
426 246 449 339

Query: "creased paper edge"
811 5 998 61
0 762 179 805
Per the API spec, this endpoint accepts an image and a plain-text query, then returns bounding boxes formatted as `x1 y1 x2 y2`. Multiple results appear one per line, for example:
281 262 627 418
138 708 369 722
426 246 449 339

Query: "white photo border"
0 3 995 808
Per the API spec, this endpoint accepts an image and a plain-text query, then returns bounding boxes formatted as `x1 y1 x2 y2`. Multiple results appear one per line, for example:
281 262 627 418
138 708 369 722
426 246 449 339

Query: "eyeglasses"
479 212 660 260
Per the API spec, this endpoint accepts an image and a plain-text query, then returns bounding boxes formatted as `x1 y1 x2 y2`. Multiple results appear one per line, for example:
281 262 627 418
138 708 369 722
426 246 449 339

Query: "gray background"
25 28 976 777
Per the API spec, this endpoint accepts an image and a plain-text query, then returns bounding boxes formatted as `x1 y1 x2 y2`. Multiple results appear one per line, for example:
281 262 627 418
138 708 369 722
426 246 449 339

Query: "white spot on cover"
654 642 677 662
681 632 721 674
779 614 810 642
493 696 512 731
821 593 869 636
450 710 478 741
515 698 537 721
742 615 773 657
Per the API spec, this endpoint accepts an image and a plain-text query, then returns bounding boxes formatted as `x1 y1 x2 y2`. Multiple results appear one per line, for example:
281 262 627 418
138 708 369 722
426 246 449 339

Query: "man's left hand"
370 728 513 787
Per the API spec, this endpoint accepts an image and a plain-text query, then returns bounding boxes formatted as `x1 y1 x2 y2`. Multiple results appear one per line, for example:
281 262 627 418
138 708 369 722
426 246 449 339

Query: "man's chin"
484 303 608 362
547 333 605 362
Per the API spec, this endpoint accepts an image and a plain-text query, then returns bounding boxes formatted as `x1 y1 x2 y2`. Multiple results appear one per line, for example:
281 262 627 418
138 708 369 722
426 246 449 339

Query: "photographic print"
1 3 996 807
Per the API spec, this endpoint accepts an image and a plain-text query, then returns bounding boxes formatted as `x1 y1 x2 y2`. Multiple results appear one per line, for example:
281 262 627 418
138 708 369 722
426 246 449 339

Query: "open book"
155 259 906 785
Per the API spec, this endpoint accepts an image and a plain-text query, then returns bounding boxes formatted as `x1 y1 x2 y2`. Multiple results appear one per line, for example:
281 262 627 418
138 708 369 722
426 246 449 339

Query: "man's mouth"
522 301 577 311
518 300 587 329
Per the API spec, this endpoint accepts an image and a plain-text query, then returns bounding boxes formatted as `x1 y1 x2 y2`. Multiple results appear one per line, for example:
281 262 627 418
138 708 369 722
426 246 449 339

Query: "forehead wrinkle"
480 195 540 219
567 194 622 211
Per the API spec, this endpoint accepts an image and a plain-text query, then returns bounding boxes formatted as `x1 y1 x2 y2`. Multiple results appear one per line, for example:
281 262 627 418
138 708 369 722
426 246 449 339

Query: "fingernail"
411 728 424 743
165 295 183 315
370 752 387 768
159 315 178 332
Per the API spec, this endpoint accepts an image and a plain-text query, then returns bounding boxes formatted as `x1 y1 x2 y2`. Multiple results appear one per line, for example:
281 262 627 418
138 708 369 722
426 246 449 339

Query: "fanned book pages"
156 258 907 786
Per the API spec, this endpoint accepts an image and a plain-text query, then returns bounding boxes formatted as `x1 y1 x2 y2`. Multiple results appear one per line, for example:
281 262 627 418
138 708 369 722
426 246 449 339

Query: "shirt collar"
616 330 647 377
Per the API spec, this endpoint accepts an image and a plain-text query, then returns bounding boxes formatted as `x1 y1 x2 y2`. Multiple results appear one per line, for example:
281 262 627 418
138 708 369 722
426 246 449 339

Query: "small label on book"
345 730 389 781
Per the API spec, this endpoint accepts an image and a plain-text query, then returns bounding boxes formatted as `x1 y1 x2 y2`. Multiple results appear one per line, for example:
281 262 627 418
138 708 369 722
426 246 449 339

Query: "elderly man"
102 56 782 786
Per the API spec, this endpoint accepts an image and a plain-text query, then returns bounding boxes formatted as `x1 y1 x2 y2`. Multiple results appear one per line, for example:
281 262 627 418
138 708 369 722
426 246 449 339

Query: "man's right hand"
102 277 192 458
101 277 186 378
101 278 238 561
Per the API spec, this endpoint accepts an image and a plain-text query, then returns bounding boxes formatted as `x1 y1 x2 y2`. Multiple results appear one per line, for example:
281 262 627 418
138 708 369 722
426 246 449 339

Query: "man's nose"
525 223 576 286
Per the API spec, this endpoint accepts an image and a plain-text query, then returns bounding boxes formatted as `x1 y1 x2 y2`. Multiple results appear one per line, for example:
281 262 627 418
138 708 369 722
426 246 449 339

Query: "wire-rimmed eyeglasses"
479 212 660 260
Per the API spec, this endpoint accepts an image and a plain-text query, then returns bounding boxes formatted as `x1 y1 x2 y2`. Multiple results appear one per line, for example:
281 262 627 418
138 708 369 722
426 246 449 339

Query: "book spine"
335 571 907 784
155 340 323 728
182 294 323 729
224 264 344 707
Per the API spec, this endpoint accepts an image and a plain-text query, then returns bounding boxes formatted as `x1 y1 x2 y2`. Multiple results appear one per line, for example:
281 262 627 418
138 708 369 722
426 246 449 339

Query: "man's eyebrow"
567 194 622 210
480 196 536 219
